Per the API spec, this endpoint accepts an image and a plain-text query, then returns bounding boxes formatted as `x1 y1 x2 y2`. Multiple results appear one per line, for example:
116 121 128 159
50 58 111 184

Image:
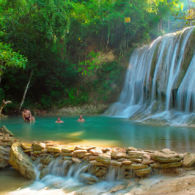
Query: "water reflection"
0 116 195 152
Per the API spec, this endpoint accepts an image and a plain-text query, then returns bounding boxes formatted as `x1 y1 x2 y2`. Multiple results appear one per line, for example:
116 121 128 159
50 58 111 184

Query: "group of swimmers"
55 115 85 123
22 109 85 123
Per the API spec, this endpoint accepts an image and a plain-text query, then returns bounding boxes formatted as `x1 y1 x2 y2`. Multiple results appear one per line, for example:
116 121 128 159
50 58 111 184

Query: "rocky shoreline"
1 126 195 182
33 104 109 116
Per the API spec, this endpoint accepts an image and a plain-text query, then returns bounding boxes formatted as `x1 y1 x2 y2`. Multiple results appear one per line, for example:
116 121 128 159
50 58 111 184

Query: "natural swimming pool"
1 116 195 152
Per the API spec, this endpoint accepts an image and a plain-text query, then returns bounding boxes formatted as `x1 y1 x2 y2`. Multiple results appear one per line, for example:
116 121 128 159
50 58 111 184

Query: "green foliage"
0 0 187 110
78 51 101 76
0 42 27 76
65 88 89 106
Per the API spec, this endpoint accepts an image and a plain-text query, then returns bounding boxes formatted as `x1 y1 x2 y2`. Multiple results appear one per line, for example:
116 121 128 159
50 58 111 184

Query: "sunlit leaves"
0 42 27 75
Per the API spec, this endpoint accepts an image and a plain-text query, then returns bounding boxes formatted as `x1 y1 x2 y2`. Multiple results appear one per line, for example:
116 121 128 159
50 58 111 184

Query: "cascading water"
105 26 195 125
9 158 133 195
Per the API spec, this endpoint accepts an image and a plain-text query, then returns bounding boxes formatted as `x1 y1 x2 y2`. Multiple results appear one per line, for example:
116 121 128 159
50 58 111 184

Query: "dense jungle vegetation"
0 0 193 112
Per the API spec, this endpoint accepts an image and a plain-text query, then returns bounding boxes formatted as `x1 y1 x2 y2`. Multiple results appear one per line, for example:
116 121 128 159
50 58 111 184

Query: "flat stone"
61 146 74 153
111 152 127 159
89 148 103 156
127 151 145 159
182 153 195 167
151 151 182 163
72 157 82 163
130 158 143 163
122 160 132 165
90 160 105 166
96 154 111 165
142 159 154 165
21 143 32 150
74 146 96 151
47 146 61 153
23 149 32 153
73 149 87 158
126 147 137 151
135 167 152 177
151 161 182 169
130 163 148 170
110 160 122 167
32 142 46 151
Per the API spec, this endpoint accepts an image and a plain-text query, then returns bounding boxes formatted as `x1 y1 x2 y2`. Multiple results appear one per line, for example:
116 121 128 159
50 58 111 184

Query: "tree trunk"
0 100 12 116
19 71 33 111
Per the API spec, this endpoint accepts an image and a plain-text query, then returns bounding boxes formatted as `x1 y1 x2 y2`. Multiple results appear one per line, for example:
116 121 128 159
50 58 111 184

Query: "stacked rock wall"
13 141 195 180
0 126 195 182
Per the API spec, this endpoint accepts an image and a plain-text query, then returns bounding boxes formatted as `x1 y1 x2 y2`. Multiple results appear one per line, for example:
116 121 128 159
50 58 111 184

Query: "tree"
0 42 27 82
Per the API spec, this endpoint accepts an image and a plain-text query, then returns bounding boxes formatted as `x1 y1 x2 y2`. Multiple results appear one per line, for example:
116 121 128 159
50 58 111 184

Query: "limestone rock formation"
0 146 10 168
9 142 36 180
0 126 16 168
134 167 152 177
183 153 195 167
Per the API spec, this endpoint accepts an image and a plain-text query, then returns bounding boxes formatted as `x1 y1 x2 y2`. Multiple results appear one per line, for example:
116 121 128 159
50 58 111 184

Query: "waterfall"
105 26 195 125
9 158 128 195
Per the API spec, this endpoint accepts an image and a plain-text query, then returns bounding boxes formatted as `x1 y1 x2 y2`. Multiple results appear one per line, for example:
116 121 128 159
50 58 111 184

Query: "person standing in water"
22 109 35 123
56 117 64 123
77 115 85 122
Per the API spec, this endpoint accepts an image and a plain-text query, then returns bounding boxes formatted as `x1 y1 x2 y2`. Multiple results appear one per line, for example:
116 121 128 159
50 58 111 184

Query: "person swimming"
22 109 35 123
77 115 85 122
56 117 64 123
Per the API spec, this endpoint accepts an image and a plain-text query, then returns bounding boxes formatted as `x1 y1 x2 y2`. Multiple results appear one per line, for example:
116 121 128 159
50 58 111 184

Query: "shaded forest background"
0 0 194 113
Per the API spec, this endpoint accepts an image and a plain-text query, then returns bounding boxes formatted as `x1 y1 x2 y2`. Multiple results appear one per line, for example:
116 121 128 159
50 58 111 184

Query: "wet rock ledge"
0 126 195 182
0 126 17 168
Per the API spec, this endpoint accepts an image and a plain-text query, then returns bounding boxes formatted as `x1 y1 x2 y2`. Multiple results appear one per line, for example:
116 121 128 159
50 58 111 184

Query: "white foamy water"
105 26 195 126
8 159 127 195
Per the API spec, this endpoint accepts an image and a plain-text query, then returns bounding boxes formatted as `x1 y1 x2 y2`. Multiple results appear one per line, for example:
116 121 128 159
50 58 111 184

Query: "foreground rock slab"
0 126 16 168
9 142 36 180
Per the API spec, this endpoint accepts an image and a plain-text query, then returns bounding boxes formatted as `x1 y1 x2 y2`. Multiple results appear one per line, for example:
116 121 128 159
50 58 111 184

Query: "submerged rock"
80 173 99 184
0 126 14 136
9 142 36 179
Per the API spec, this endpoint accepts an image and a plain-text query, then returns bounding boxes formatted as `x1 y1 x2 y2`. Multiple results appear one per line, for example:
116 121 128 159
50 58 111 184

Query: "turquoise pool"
0 116 195 152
